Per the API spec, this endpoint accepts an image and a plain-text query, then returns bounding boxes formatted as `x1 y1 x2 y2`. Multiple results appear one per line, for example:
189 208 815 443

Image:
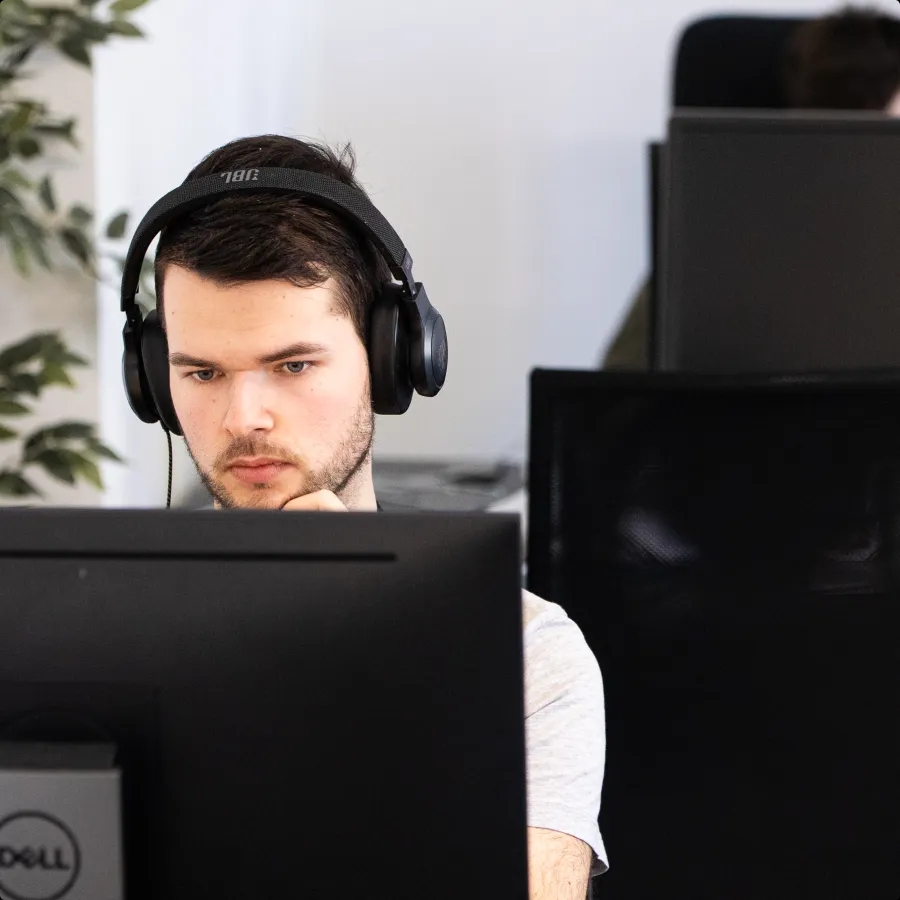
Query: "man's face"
164 266 374 509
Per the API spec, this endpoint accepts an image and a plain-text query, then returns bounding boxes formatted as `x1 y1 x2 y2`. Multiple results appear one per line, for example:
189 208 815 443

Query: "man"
603 3 900 370
149 134 607 898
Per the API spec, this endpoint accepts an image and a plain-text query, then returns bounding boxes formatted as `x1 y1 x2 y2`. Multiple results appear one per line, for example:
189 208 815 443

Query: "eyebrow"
169 342 330 369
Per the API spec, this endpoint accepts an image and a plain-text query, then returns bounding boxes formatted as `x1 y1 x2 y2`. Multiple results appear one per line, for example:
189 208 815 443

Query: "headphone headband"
119 167 417 312
120 163 447 433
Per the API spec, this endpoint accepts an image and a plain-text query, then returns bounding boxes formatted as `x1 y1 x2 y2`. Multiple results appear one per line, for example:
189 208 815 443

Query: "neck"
338 454 378 511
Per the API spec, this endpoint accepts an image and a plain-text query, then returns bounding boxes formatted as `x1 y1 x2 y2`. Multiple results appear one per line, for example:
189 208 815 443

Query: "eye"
190 369 216 383
281 361 310 375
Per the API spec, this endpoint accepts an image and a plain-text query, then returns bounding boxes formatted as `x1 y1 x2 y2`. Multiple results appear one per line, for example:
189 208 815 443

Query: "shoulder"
522 588 559 631
521 590 604 717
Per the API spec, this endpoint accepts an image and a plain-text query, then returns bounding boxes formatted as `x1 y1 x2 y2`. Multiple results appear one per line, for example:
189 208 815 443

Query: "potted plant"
0 0 152 500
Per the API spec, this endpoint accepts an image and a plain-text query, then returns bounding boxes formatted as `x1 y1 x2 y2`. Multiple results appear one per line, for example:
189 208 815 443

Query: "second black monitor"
528 368 900 900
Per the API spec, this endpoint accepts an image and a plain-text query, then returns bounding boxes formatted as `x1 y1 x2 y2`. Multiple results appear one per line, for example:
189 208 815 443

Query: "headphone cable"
163 425 173 509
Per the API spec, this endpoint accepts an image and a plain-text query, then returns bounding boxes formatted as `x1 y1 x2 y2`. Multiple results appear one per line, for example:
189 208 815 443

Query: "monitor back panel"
658 112 900 373
0 510 527 900
528 369 900 900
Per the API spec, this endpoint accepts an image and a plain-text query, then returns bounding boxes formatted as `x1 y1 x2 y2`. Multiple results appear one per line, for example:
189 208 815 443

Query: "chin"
219 481 287 511
235 493 287 511
243 486 290 509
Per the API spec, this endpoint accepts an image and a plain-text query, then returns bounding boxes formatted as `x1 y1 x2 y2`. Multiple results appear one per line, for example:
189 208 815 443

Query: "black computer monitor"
527 368 900 900
656 110 900 372
0 509 527 900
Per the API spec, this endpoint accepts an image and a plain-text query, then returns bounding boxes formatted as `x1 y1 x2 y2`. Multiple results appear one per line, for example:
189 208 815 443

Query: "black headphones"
120 167 448 436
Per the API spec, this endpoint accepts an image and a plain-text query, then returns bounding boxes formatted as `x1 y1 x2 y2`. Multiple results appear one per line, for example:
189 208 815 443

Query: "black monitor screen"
527 369 900 900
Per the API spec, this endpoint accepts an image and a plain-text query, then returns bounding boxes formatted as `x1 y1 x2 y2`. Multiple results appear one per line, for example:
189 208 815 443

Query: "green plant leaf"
0 471 40 498
62 350 88 366
0 187 24 208
23 435 48 461
38 422 95 440
78 19 112 42
57 37 92 67
38 175 56 212
15 136 41 158
32 449 77 484
40 331 64 350
110 0 151 14
86 439 123 463
7 373 42 397
105 211 128 238
40 363 75 388
18 214 50 258
33 119 77 145
0 335 47 370
0 425 18 443
18 214 48 238
0 399 30 416
7 103 33 133
28 233 51 270
4 211 47 270
69 452 103 489
58 226 92 267
1 170 32 191
106 19 143 37
69 205 92 226
8 238 30 276
38 332 66 357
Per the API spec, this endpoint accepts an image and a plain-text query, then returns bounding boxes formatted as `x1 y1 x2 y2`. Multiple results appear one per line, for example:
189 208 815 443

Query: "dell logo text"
0 846 73 871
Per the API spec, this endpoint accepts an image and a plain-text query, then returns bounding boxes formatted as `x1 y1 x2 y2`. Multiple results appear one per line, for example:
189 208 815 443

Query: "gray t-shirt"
522 589 608 871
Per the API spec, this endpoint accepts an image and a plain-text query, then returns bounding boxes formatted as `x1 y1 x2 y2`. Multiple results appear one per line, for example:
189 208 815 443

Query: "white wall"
0 47 98 507
93 0 900 508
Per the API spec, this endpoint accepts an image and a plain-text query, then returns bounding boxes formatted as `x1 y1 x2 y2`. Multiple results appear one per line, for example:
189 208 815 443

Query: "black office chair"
672 15 809 109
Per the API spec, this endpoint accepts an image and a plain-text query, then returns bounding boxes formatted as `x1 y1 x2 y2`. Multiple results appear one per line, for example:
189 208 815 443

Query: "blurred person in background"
602 4 900 370
784 4 900 112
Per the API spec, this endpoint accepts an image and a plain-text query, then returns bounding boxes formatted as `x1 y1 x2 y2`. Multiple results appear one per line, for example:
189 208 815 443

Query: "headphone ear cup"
409 305 448 397
122 315 159 425
140 309 183 436
368 289 413 416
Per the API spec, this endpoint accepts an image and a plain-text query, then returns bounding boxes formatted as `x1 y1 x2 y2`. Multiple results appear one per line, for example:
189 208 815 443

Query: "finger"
281 490 348 512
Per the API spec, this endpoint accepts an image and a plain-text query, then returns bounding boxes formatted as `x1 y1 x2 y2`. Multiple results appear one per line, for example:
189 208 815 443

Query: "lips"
228 460 293 484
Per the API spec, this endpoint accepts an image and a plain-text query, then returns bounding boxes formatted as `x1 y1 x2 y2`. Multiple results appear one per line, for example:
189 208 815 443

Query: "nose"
222 371 275 436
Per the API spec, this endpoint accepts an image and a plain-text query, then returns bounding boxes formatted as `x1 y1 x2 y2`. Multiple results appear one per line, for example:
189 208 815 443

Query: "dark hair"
154 134 390 343
784 6 900 110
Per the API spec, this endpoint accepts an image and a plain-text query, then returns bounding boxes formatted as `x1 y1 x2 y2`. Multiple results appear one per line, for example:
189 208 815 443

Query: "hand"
280 490 348 512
